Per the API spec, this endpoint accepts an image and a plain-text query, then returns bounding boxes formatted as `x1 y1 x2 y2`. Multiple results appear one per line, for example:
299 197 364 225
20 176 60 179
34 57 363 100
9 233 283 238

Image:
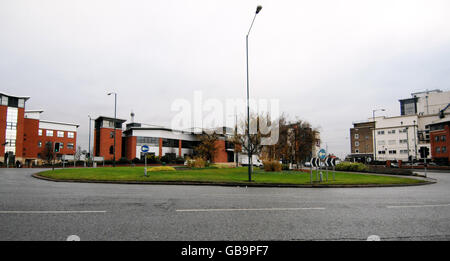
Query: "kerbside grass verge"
37 167 426 186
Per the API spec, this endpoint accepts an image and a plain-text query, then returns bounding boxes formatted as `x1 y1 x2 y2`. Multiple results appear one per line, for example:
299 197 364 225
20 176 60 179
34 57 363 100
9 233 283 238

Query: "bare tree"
194 132 219 162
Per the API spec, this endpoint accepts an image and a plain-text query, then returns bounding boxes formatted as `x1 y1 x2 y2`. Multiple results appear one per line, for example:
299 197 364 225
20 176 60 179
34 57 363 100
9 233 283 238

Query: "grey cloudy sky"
1 0 450 159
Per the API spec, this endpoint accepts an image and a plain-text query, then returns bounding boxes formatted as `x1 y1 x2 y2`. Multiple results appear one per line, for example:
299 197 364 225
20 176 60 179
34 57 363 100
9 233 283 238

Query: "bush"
186 157 207 168
282 164 290 171
210 163 234 168
336 162 368 172
263 160 282 172
175 157 185 164
148 166 176 172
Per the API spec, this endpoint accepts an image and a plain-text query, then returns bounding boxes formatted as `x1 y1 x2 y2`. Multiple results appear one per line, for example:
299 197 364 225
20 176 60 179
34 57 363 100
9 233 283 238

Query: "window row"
435 146 447 154
38 129 75 138
38 141 74 150
434 135 446 142
377 128 408 135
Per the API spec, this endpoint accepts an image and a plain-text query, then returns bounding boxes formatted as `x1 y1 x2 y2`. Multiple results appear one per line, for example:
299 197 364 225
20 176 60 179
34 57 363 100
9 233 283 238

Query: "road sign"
318 149 326 160
141 145 149 153
310 158 320 167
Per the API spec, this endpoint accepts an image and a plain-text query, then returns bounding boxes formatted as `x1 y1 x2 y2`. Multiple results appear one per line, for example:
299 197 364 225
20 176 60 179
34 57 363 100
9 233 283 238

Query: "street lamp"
107 92 117 167
246 5 262 182
372 108 385 162
88 115 93 166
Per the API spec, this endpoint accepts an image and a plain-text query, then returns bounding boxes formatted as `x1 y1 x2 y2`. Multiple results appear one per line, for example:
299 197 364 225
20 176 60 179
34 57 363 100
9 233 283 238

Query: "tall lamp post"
246 5 262 182
88 115 92 166
107 92 117 167
413 120 417 161
372 108 385 162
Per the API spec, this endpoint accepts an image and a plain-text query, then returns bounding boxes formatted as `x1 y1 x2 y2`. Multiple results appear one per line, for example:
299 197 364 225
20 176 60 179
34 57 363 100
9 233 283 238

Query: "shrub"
282 164 290 171
263 160 282 172
146 155 161 164
186 157 207 168
336 162 368 172
175 157 185 164
148 166 176 172
210 163 234 168
118 157 131 164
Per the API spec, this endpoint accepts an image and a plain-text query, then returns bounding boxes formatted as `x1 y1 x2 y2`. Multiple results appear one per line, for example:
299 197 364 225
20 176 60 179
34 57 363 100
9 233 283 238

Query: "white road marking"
0 210 107 214
386 203 450 209
367 235 381 241
176 207 325 212
67 235 81 241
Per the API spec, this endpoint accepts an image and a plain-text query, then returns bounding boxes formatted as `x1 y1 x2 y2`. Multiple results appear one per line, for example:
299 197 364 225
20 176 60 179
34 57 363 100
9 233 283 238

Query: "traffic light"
54 142 60 153
419 147 430 158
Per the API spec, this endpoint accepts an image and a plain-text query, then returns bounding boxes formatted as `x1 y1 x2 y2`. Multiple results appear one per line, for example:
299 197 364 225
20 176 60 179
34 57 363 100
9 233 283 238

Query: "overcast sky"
1 0 450 159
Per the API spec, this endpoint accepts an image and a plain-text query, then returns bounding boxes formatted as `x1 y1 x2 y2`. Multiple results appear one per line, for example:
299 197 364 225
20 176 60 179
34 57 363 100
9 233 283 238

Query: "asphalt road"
0 168 449 241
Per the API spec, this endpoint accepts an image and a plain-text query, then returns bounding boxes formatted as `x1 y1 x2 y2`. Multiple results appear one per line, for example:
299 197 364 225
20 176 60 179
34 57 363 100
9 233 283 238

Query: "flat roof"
40 120 80 128
0 92 31 101
95 116 127 123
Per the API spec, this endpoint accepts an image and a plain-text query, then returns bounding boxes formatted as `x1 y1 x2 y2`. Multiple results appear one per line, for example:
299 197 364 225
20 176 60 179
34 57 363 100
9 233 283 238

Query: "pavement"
0 168 449 241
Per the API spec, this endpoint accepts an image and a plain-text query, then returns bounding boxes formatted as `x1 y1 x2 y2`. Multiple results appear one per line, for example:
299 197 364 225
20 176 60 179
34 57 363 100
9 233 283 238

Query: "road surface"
0 168 449 241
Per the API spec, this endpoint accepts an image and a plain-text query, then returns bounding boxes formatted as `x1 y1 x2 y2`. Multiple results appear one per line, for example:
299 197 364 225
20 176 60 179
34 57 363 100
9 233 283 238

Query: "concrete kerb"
32 172 436 188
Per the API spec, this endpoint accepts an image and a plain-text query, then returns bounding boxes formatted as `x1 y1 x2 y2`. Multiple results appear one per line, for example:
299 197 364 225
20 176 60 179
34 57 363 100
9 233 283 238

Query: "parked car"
390 162 398 168
304 162 311 167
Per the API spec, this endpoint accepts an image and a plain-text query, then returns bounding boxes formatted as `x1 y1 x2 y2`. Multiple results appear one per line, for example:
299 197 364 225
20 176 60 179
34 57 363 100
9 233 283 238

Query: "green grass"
37 167 426 186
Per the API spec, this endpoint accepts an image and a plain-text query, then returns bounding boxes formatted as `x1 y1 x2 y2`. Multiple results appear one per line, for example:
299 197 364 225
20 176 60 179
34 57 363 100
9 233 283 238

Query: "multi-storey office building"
94 116 236 163
349 89 450 162
428 120 450 164
1 92 79 166
349 121 375 162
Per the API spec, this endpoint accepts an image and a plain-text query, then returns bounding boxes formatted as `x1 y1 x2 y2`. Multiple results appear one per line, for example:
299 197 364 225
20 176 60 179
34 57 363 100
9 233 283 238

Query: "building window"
388 130 396 134
355 134 359 139
6 122 17 130
378 151 386 154
67 132 74 138
399 129 407 133
442 146 447 153
355 149 359 153
59 143 64 149
400 150 408 154
441 135 446 142
18 99 25 108
137 137 159 146
388 150 397 154
38 129 42 136
377 140 385 145
57 131 64 138
435 136 440 142
377 131 385 135
38 141 42 148
109 145 114 154
365 135 369 140
399 139 408 144
110 132 114 138
46 130 53 137
67 143 74 150
355 141 359 147
0 96 8 106
436 147 440 153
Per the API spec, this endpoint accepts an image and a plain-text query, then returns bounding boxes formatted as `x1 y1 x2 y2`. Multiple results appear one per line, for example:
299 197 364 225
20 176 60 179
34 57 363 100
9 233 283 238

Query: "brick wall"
94 128 122 160
22 118 39 159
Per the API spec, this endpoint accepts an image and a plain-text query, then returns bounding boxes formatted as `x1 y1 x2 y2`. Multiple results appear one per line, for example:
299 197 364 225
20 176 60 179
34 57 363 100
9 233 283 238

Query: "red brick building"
428 120 450 164
94 116 126 161
1 92 79 166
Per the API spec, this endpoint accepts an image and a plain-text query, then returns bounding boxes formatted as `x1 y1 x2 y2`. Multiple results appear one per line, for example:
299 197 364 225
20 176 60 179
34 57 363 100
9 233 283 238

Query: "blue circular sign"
318 149 326 160
141 145 149 153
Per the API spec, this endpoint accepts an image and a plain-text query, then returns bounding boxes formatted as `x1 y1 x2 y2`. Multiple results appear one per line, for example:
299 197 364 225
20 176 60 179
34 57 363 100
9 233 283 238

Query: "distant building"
1 92 78 166
349 89 450 162
348 121 374 162
427 120 450 164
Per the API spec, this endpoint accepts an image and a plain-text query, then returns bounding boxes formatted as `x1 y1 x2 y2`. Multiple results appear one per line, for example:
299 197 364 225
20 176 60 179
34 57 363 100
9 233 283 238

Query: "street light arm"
247 13 258 36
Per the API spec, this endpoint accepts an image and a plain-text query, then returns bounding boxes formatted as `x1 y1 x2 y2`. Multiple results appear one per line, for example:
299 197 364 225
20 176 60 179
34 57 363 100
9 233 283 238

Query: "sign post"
141 145 149 176
318 149 326 183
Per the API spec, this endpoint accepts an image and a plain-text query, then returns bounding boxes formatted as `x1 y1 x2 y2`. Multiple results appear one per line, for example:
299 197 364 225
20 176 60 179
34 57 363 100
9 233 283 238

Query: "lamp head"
256 5 262 14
